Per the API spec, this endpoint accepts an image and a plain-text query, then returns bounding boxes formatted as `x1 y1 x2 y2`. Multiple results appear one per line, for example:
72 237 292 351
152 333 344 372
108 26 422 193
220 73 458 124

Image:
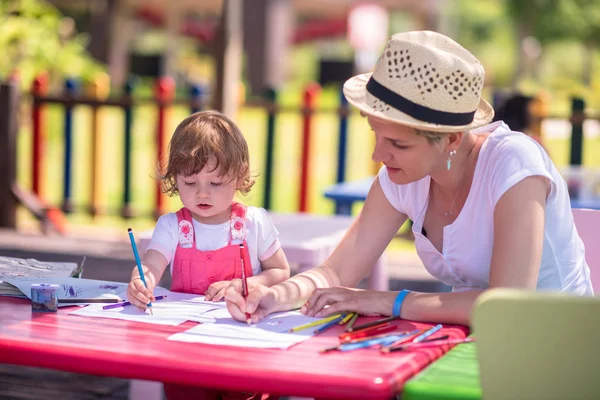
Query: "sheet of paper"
168 310 324 349
69 292 228 326
4 277 128 306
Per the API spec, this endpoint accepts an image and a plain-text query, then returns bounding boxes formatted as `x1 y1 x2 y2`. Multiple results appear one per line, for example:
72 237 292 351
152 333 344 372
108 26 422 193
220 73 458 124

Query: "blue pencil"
313 314 346 334
128 228 153 314
411 323 443 343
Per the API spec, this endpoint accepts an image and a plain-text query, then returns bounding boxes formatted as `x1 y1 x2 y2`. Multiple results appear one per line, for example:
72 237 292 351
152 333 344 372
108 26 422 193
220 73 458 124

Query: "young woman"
225 30 593 328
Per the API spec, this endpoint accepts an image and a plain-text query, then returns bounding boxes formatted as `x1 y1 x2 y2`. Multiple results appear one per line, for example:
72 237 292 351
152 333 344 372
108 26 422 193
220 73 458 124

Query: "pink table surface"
0 297 467 399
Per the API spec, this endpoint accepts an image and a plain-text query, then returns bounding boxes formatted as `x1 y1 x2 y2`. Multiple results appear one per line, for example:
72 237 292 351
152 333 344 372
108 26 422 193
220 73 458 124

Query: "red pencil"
339 324 398 342
239 244 252 324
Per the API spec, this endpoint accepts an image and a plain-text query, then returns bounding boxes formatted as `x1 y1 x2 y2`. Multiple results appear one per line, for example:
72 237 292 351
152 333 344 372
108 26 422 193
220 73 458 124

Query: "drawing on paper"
61 284 83 298
99 284 120 290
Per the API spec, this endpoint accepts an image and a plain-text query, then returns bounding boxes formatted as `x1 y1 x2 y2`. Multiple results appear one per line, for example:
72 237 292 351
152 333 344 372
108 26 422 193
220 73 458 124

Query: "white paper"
4 277 127 306
168 310 323 349
69 291 229 326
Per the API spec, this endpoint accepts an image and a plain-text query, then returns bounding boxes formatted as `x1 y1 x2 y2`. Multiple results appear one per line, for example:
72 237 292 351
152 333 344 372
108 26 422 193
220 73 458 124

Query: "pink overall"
170 202 253 295
163 203 276 400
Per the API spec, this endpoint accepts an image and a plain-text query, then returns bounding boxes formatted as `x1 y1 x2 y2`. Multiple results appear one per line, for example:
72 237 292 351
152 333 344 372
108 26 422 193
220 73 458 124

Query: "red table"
0 298 467 399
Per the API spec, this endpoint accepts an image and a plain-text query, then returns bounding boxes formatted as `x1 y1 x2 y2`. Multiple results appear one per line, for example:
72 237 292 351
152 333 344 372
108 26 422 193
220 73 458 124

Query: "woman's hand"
225 279 278 323
301 287 390 318
126 278 156 311
204 280 231 302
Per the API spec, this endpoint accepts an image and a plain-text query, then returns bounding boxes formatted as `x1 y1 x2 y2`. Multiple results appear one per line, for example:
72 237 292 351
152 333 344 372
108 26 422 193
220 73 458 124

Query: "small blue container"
31 283 59 312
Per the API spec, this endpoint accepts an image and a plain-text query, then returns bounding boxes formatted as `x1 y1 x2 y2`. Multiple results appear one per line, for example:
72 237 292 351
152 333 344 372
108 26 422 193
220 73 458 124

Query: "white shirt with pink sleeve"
146 206 281 276
378 121 593 295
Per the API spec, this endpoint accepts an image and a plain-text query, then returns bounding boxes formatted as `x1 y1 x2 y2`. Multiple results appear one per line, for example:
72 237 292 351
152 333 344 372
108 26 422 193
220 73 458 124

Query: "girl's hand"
126 278 156 311
204 280 231 302
225 279 278 323
301 287 387 318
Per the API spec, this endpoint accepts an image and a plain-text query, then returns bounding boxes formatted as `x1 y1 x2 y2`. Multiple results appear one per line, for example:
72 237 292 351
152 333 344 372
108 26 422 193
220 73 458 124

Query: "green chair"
472 288 600 400
403 288 600 400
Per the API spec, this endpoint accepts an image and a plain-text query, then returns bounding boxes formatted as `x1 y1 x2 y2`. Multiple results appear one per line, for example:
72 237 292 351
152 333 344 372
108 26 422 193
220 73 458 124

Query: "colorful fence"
0 75 595 230
18 74 356 221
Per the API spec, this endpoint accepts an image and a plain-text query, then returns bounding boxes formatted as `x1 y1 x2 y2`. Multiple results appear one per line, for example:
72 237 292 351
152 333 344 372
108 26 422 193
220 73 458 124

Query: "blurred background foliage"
3 0 600 113
0 0 105 90
4 0 600 115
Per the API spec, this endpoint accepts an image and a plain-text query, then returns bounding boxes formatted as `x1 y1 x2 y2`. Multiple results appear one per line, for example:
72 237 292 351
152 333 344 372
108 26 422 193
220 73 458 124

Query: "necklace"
436 176 466 217
435 136 481 217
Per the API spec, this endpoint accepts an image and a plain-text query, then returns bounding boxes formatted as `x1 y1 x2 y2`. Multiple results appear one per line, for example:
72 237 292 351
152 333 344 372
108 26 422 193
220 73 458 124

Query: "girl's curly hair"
159 110 255 196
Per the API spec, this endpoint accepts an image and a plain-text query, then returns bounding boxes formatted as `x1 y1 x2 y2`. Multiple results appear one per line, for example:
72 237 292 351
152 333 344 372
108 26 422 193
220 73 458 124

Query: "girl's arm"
131 249 169 289
127 249 170 309
268 178 408 312
398 175 548 326
248 248 290 287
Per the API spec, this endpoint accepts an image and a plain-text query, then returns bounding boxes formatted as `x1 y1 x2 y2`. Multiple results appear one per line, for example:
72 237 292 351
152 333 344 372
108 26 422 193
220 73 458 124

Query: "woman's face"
368 116 445 184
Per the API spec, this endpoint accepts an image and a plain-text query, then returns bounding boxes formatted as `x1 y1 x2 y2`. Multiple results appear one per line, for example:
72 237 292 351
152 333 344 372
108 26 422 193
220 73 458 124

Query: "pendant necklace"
437 136 480 217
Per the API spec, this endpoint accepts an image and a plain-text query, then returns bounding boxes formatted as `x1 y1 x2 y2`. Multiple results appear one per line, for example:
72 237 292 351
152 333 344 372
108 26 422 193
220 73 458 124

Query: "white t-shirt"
146 206 281 276
379 121 593 295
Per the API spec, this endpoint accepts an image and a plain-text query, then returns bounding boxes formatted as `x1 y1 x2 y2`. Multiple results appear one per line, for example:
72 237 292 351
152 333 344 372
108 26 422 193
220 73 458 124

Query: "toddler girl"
127 110 289 400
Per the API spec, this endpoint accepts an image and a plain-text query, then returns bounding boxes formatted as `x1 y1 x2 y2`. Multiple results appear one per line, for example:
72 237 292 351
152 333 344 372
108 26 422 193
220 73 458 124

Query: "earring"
447 150 457 171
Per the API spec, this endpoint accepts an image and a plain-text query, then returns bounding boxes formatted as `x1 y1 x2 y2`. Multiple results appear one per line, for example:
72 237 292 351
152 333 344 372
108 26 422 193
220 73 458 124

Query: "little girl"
127 110 289 400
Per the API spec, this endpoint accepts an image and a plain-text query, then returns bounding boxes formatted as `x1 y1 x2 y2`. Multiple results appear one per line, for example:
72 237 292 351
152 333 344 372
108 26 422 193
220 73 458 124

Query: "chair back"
572 208 600 294
472 288 600 400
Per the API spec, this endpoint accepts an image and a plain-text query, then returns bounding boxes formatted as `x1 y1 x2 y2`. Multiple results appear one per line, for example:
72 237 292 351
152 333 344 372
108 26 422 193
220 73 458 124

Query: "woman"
226 30 594 326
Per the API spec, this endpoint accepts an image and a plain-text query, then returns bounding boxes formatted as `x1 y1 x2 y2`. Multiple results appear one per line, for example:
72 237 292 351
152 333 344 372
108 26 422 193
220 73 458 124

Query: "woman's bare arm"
269 178 408 312
399 176 548 325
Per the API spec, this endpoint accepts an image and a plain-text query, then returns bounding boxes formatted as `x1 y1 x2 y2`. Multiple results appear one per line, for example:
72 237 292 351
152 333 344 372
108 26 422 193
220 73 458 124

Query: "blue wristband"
393 290 411 317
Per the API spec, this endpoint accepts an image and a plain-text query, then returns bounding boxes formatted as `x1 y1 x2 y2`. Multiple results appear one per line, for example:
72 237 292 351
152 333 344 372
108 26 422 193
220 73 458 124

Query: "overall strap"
228 202 248 245
175 208 195 248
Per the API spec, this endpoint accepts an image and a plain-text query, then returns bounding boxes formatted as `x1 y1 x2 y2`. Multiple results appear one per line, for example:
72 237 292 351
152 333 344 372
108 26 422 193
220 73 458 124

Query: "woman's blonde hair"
159 110 255 196
415 128 445 144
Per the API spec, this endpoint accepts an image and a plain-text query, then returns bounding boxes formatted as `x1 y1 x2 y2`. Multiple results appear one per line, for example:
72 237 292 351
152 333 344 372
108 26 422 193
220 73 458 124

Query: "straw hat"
343 30 494 132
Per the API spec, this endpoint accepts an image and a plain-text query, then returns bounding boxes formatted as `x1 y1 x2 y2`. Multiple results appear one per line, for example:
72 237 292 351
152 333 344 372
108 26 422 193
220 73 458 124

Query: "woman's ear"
444 131 465 152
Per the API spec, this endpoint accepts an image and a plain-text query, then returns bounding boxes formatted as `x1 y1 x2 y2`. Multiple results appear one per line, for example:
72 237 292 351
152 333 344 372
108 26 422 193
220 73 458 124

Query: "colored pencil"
343 329 412 344
321 330 420 353
345 313 359 332
239 244 252 324
379 328 428 352
102 295 167 310
128 228 153 315
410 324 443 343
59 298 121 304
339 323 398 342
313 314 346 334
383 337 474 353
348 315 400 332
339 313 355 325
288 313 344 333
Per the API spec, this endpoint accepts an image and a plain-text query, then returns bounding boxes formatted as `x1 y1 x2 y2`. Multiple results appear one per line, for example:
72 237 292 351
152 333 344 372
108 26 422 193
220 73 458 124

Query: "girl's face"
176 158 238 224
368 116 445 184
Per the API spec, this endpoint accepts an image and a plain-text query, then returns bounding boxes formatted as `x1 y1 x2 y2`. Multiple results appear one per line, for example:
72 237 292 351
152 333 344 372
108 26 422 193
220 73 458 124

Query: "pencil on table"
239 244 252 324
379 328 428 352
345 313 359 332
382 337 474 353
102 295 168 310
128 228 153 315
339 313 354 325
410 324 443 344
313 314 346 334
58 298 121 304
288 313 344 333
339 324 398 342
348 315 400 333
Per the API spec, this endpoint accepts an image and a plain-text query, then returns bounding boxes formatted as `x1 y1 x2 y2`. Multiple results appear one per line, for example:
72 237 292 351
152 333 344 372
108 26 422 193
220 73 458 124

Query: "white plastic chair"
572 208 600 294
